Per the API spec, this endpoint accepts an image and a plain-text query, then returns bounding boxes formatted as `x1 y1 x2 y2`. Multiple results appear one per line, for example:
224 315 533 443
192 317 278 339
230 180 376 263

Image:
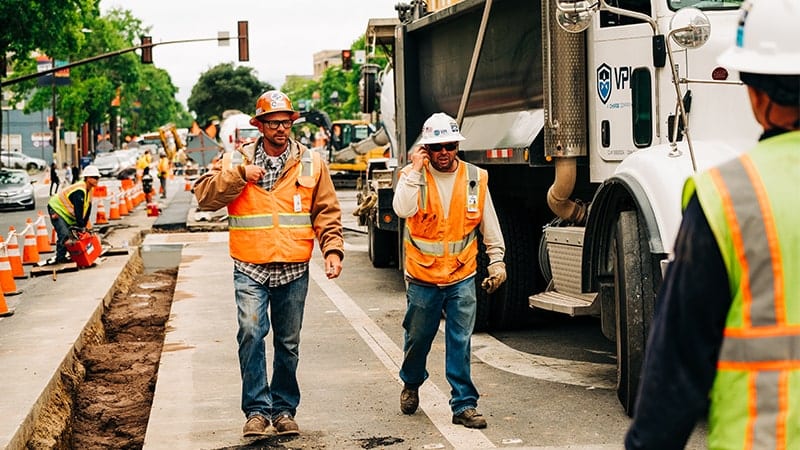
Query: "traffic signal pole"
0 23 249 151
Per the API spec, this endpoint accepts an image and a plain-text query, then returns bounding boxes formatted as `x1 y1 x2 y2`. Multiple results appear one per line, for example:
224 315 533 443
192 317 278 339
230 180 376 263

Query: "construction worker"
157 150 170 198
136 149 152 181
46 165 101 265
193 90 344 438
393 112 506 429
626 1 800 448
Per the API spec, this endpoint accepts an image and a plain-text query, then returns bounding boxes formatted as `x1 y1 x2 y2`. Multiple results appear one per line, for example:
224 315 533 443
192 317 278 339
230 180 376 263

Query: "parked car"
93 152 136 179
0 151 47 172
0 169 36 211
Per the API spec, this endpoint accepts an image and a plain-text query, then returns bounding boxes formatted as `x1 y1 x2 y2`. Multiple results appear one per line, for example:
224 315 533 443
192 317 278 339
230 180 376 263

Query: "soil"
71 267 176 449
25 258 177 450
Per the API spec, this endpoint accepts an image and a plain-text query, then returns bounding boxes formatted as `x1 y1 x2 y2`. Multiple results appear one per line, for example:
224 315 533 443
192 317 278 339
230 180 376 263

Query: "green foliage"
0 0 97 68
187 63 273 125
282 34 392 123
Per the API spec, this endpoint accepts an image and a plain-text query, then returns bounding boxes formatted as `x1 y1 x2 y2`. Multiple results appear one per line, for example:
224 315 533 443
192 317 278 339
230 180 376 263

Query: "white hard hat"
418 112 466 145
717 0 800 75
82 165 101 178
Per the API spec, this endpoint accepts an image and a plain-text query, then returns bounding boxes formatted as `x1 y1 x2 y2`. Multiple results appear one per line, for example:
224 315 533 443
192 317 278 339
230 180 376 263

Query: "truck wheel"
613 210 657 416
368 220 397 268
475 202 539 331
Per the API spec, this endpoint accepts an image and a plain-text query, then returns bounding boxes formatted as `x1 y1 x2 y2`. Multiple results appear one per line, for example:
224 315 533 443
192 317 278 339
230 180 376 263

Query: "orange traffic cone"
118 190 129 216
0 244 20 296
124 188 133 213
0 289 12 317
50 227 58 246
109 193 120 220
184 177 192 191
35 212 53 253
95 199 108 225
22 219 39 265
7 227 25 278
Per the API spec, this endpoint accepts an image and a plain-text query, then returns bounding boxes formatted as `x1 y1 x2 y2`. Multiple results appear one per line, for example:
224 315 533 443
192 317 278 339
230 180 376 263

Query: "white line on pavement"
309 262 496 449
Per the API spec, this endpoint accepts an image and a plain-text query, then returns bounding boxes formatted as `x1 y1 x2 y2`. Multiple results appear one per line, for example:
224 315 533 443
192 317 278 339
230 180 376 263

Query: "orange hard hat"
250 90 300 126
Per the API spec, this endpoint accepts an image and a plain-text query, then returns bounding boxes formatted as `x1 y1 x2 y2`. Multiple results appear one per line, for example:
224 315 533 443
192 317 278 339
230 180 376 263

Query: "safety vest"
158 157 170 177
403 161 487 285
682 131 800 450
227 149 320 264
48 181 92 226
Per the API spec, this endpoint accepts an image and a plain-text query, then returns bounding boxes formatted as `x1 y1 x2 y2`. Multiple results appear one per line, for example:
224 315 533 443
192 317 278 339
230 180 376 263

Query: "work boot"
452 408 487 429
242 414 269 437
400 386 419 415
273 413 300 436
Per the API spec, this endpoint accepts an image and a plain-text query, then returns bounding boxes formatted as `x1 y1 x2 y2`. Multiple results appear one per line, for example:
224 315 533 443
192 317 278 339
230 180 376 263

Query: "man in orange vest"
46 165 100 265
194 90 344 438
393 112 506 429
626 1 800 448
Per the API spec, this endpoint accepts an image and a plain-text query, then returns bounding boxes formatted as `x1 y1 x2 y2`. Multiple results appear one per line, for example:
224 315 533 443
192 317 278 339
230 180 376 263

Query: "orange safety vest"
227 149 320 264
403 161 486 285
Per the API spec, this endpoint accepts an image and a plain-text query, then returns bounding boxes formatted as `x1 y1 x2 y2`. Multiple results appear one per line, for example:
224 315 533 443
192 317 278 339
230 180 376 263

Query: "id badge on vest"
467 194 479 213
293 194 302 212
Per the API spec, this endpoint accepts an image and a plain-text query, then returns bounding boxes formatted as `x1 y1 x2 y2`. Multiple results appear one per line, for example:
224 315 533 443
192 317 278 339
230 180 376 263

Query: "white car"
0 151 47 172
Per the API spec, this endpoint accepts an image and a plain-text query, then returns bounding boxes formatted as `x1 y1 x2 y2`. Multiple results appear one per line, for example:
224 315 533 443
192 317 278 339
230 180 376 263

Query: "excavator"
297 110 390 187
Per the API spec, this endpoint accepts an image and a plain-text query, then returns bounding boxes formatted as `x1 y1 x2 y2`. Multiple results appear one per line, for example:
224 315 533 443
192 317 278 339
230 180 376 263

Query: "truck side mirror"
668 8 710 50
555 0 597 33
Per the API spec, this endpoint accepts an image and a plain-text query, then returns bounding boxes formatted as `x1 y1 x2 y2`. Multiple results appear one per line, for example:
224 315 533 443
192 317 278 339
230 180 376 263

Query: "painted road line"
309 262 496 449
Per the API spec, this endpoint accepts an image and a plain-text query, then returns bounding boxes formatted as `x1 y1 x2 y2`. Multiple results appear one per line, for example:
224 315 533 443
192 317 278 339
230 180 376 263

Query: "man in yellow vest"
626 1 800 448
393 112 506 429
46 165 101 265
194 90 344 438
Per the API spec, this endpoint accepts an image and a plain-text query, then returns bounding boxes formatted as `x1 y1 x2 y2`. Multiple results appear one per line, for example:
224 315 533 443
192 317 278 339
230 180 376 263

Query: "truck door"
587 0 655 180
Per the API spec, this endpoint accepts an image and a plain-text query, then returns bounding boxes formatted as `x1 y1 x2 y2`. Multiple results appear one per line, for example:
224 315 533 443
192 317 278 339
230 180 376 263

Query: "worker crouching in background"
45 165 100 265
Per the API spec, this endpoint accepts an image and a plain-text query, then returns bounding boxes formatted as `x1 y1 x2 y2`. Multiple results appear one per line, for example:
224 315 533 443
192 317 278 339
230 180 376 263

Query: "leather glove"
481 261 507 294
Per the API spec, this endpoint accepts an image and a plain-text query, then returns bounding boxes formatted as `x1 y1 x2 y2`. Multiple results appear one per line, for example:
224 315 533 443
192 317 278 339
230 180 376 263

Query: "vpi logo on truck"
596 64 632 105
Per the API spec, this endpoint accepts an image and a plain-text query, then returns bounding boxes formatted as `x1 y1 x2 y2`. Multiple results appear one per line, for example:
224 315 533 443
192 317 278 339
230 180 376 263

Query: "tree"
0 0 97 75
188 63 272 125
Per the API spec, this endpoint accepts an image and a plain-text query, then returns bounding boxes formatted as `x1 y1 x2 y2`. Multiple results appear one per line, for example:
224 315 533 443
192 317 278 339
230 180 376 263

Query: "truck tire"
475 202 539 331
368 219 397 268
613 210 657 416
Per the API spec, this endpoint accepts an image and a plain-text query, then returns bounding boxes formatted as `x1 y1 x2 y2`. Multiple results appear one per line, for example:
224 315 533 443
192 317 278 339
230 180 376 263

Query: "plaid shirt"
233 141 309 287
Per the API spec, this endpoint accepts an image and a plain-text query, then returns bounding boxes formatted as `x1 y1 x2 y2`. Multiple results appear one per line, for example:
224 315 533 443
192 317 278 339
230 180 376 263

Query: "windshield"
0 171 28 184
669 0 744 11
239 128 260 140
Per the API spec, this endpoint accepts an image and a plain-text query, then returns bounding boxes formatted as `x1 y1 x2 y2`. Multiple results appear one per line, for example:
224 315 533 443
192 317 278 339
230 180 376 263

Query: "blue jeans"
399 277 479 415
47 206 71 262
234 269 308 420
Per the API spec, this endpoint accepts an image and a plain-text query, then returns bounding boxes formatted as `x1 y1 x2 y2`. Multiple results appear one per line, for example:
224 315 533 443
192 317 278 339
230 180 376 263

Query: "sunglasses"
426 142 458 152
259 119 293 130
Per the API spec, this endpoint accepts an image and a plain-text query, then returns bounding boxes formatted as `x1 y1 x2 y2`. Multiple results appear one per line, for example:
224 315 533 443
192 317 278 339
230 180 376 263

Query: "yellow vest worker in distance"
46 165 100 265
626 1 800 448
194 90 344 438
392 112 506 429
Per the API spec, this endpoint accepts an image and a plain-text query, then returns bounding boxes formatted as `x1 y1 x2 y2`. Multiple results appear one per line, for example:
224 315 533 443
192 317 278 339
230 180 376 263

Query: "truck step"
529 291 598 317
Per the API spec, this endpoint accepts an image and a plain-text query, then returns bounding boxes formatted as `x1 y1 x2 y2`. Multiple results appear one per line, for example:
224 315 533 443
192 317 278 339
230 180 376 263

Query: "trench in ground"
24 246 178 449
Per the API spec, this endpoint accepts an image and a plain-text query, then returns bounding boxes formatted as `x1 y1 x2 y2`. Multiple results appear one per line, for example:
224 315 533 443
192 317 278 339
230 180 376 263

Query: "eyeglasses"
427 142 458 152
259 119 294 130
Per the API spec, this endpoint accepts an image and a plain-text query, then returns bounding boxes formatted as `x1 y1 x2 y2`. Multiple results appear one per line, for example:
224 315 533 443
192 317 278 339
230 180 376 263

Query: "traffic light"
141 36 153 64
238 21 249 62
341 49 352 71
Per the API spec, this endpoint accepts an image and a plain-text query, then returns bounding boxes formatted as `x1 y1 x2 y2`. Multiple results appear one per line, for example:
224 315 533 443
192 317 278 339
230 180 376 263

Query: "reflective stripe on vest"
403 227 478 257
685 132 800 450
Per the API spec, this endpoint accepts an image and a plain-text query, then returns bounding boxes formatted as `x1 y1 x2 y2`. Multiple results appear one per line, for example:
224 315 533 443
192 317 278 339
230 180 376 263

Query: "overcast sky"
100 0 401 107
